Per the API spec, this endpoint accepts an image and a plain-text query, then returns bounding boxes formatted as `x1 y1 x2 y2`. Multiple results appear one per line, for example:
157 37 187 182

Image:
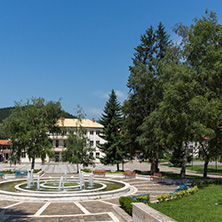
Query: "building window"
63 140 66 147
96 152 100 158
96 141 100 146
56 140 59 147
90 141 94 147
96 131 99 135
90 152 94 157
90 130 94 135
22 152 26 158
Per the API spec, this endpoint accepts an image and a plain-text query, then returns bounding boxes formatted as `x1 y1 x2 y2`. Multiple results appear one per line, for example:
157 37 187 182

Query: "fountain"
31 169 34 185
26 171 31 188
64 170 67 182
37 175 40 190
0 169 133 202
58 176 64 191
88 172 94 188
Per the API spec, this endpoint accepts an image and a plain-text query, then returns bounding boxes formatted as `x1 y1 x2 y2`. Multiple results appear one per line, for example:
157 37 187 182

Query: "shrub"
134 195 150 204
82 169 92 173
157 186 199 202
119 196 138 216
191 179 222 187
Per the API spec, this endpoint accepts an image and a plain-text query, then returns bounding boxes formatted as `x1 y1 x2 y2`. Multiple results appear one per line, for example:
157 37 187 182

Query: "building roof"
0 140 11 145
57 118 104 129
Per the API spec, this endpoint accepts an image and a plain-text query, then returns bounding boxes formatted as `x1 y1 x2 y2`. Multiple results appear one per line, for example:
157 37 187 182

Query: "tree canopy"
99 89 126 171
4 97 62 169
62 106 95 172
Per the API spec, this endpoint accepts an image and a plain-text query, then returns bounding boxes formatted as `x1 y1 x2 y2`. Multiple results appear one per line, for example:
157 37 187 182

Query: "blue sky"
0 0 222 120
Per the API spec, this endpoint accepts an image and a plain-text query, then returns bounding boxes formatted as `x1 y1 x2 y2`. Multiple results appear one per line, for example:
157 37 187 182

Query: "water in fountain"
31 169 34 185
37 175 40 190
58 176 64 191
64 170 67 182
79 170 85 190
26 171 31 188
88 172 94 188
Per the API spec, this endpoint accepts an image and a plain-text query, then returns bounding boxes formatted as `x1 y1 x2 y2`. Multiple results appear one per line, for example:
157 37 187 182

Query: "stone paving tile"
4 202 45 215
79 201 114 213
0 200 19 208
41 202 84 215
4 213 113 221
103 198 120 206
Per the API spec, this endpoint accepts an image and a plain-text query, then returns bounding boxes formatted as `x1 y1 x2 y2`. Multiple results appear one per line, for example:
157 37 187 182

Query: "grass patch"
160 164 222 174
1 169 41 174
149 184 222 222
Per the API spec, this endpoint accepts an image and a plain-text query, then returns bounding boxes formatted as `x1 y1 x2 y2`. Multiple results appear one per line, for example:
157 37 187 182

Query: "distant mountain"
0 107 75 123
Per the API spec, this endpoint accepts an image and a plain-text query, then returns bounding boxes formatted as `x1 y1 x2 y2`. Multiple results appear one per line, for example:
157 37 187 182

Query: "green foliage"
157 186 198 203
4 97 62 169
119 196 138 216
192 179 222 187
134 195 150 204
150 184 222 221
123 22 173 173
82 169 92 173
0 106 74 123
2 169 41 174
62 106 95 172
99 90 126 171
169 143 192 167
0 107 15 123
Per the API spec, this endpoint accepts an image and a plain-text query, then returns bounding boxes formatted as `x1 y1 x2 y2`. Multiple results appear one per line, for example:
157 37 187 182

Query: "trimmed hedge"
1 169 41 174
119 196 138 216
157 186 198 203
192 179 222 187
134 195 150 204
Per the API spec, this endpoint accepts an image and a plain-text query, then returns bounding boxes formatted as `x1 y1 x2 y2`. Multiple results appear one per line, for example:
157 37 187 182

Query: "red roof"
0 140 11 145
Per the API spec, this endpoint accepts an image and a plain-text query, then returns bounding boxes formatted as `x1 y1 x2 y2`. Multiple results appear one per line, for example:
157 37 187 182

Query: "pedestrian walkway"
0 169 178 221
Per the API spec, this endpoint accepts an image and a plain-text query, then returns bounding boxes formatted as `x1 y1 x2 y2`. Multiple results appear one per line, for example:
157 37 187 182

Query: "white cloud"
115 90 125 98
92 90 109 99
92 89 126 100
172 34 182 45
88 108 103 116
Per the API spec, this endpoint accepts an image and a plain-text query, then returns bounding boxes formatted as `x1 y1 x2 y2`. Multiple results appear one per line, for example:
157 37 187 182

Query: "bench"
93 169 105 177
124 170 136 178
0 171 5 179
15 170 28 178
170 181 188 195
150 173 163 182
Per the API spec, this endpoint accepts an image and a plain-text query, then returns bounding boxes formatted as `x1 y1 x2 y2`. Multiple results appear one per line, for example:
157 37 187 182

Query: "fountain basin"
0 177 133 202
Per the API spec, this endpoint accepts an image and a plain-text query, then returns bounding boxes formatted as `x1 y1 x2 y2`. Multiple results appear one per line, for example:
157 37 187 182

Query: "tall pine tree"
123 22 172 173
99 90 125 171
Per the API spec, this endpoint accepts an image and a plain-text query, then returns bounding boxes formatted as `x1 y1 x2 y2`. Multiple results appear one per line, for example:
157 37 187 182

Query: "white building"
20 118 106 163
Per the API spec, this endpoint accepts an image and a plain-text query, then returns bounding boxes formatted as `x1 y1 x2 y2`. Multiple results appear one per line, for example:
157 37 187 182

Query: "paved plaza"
0 161 221 221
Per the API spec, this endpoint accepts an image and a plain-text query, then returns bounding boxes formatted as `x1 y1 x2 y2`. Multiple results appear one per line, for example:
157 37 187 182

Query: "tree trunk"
77 163 79 173
31 157 35 170
180 142 188 178
122 161 124 171
155 145 159 172
203 156 209 178
117 163 119 171
151 147 158 174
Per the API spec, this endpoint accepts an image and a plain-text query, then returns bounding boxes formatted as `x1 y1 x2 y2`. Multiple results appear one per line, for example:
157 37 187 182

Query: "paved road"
1 160 222 178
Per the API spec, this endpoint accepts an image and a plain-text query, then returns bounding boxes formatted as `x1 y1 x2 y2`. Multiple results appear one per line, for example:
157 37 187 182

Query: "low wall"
132 203 176 222
112 206 132 222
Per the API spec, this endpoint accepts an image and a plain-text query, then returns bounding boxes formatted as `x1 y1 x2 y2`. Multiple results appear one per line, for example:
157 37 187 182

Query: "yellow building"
48 118 105 162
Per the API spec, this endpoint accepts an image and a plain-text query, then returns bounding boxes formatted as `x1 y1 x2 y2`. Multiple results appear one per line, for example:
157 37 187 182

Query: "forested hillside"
0 107 75 123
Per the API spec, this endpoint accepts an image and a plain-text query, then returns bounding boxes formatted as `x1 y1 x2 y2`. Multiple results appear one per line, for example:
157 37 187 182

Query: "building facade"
20 118 105 163
0 140 11 162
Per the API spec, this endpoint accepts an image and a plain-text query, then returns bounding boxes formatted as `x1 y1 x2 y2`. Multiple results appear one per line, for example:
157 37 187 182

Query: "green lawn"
149 184 222 222
161 164 222 174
